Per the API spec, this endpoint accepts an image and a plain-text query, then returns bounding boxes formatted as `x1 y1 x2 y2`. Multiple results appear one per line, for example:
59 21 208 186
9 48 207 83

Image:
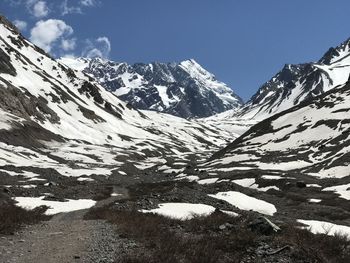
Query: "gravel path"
0 189 129 263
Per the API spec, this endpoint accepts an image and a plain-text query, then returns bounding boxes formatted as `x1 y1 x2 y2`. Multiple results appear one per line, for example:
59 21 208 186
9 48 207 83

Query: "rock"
219 223 234 231
47 181 58 187
219 224 227 230
248 217 281 235
296 181 306 188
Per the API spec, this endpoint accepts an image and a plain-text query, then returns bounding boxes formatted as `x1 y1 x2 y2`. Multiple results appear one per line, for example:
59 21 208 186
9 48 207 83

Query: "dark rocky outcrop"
0 83 59 123
0 48 16 76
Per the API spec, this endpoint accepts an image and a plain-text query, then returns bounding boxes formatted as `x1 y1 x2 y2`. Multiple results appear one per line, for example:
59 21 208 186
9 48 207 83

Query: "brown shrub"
276 225 350 263
0 203 50 235
86 206 350 263
86 208 257 262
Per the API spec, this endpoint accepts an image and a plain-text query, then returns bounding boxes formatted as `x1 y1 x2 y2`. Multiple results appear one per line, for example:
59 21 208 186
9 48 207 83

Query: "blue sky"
1 0 350 101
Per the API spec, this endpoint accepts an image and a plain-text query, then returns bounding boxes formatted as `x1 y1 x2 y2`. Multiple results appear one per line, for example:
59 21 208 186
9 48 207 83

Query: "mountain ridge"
60 56 243 118
233 37 350 120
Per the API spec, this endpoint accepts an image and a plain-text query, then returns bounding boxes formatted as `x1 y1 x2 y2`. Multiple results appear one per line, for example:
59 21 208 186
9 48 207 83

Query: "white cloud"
61 0 99 15
13 20 27 31
20 0 49 18
6 0 99 16
32 1 49 18
61 38 76 51
82 36 111 58
30 19 73 53
80 0 98 7
61 0 82 16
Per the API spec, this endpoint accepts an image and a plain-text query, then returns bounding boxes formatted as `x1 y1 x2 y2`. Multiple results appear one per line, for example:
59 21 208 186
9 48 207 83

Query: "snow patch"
208 191 277 216
140 203 216 220
298 219 350 237
14 196 96 215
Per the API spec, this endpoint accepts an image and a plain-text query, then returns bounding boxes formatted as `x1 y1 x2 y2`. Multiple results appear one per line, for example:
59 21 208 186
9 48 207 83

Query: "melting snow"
298 219 350 237
208 191 277 216
14 196 96 215
140 203 216 220
306 184 322 188
309 199 322 203
197 178 219 184
232 178 280 192
221 210 240 217
323 183 350 200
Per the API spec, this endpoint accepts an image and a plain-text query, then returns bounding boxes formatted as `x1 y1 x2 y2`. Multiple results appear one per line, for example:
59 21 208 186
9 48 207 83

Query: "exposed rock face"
60 57 243 118
0 83 59 124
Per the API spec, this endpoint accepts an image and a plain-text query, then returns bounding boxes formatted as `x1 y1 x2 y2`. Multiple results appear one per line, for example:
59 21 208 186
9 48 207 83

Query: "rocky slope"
206 79 350 186
60 57 243 118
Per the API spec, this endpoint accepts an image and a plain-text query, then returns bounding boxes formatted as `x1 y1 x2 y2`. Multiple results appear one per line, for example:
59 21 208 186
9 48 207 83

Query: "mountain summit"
237 38 350 120
60 57 243 118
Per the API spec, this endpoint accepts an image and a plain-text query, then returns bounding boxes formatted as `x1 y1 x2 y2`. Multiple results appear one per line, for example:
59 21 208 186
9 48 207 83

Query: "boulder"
248 216 281 235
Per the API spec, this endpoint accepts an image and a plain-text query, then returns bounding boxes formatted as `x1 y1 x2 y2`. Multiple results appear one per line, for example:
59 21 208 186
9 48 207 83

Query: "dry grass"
278 225 350 263
0 202 50 235
86 206 350 263
86 208 258 262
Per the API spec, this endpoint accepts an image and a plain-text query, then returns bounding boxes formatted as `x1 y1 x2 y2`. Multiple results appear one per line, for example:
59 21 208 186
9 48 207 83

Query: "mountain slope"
197 77 350 235
236 38 350 120
0 15 235 180
1 15 350 251
60 57 243 118
207 80 350 178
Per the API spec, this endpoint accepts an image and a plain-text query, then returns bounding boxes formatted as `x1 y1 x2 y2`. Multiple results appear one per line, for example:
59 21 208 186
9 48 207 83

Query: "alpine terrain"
240 38 350 120
60 57 243 118
0 13 350 263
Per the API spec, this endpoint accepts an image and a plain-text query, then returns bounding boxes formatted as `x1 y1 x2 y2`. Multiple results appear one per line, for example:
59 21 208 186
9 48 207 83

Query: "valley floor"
1 168 350 263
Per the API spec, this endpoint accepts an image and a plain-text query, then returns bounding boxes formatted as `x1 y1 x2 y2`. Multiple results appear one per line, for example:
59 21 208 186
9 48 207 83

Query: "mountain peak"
319 37 350 65
236 36 350 120
180 58 199 66
61 57 243 118
179 59 216 82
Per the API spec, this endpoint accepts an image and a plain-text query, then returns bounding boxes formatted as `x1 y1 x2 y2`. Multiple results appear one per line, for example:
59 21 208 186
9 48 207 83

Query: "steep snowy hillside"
237 38 350 120
208 80 350 178
0 15 234 180
60 57 243 118
189 80 350 235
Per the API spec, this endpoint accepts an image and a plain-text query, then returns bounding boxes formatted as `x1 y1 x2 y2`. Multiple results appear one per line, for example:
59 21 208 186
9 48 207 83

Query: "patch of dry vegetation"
86 206 350 262
86 208 255 262
279 225 350 263
0 202 50 235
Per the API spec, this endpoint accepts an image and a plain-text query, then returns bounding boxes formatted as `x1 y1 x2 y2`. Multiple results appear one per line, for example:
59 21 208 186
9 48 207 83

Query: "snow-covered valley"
0 13 350 263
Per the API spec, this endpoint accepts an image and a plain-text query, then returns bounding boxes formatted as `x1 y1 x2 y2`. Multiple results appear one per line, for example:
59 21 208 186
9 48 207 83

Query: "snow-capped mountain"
207 79 350 179
0 15 236 178
1 14 350 248
60 57 243 118
199 79 350 234
236 38 350 120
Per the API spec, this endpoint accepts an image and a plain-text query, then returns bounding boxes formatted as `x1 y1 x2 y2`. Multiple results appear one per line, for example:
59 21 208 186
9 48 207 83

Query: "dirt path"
0 188 129 263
